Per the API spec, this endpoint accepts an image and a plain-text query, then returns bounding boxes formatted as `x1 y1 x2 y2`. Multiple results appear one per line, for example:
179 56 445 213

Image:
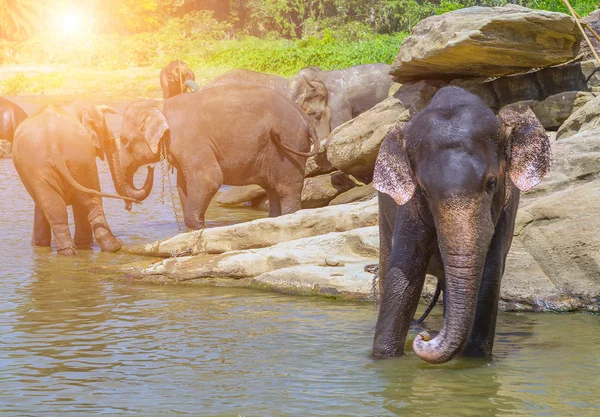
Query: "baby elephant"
372 86 551 364
12 101 138 255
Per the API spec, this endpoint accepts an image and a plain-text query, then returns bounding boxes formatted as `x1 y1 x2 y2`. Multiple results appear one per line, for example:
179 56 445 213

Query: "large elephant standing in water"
12 101 153 255
117 85 319 229
160 60 200 99
372 87 551 364
203 64 393 139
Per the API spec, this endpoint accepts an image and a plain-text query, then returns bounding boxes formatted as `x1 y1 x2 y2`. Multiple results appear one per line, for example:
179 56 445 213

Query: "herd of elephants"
1 59 553 364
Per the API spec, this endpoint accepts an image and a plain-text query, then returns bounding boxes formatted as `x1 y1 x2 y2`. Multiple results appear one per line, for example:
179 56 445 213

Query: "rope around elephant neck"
159 139 184 233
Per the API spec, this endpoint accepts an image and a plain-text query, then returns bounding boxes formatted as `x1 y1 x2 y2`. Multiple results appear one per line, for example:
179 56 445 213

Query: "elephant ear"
498 107 551 192
373 122 417 205
139 106 169 155
80 109 104 159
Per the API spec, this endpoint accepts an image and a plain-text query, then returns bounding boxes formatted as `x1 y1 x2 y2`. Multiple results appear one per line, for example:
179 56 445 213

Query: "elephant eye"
485 177 497 194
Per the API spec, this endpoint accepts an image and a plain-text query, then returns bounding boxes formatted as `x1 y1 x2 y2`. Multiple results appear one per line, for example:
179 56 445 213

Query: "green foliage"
0 71 66 94
200 32 406 75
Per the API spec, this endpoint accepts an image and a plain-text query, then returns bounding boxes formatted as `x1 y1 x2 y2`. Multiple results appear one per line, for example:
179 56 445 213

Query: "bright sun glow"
61 13 84 36
50 9 94 38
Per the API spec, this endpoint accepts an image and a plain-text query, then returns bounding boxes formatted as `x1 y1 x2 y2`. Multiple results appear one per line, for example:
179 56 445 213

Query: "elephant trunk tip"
413 331 462 365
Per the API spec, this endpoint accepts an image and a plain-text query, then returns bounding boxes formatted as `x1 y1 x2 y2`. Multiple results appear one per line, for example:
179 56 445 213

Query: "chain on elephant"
159 139 184 234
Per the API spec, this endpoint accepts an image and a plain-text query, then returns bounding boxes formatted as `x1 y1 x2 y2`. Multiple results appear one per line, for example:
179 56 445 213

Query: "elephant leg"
87 203 121 253
373 194 435 357
279 193 301 216
461 201 517 358
377 193 398 295
266 189 282 217
31 203 52 247
270 179 302 216
181 165 222 230
68 162 120 252
177 169 187 210
37 188 76 255
73 203 93 249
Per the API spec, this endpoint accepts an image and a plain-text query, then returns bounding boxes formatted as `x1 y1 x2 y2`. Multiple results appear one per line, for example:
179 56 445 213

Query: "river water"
1 98 599 416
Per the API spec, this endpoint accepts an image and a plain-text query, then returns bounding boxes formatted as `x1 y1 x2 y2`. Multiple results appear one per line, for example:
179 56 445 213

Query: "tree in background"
0 0 48 40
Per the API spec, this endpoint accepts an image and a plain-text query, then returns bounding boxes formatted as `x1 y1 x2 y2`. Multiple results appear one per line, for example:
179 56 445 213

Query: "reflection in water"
1 98 600 416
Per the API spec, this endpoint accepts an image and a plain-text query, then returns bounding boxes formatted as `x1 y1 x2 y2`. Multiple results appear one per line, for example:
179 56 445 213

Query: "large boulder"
216 185 266 206
557 94 600 139
326 80 442 182
390 5 582 82
502 91 595 130
301 171 357 209
0 140 10 158
329 183 376 206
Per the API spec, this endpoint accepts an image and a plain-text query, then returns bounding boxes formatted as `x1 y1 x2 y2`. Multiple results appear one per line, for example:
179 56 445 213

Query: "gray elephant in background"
290 64 393 133
160 60 200 99
203 64 393 139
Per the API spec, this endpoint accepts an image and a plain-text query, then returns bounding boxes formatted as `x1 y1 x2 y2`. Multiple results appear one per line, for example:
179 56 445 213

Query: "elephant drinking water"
371 87 551 364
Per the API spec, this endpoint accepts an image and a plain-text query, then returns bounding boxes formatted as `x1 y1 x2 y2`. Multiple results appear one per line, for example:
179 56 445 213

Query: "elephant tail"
270 127 319 158
53 159 140 203
412 280 442 325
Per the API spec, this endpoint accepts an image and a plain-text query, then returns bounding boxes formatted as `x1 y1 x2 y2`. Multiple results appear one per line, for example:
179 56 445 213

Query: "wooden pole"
178 57 184 93
561 0 600 66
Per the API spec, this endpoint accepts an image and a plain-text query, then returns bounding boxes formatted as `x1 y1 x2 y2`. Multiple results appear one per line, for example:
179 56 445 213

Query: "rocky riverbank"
97 5 600 312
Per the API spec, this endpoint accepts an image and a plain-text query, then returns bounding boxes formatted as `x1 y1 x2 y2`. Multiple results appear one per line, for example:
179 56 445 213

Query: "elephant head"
161 60 200 99
65 100 154 206
290 67 332 139
118 100 169 202
373 87 551 364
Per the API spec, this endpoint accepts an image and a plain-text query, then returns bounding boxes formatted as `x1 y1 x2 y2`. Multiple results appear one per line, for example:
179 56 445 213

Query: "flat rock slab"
390 5 582 82
124 197 378 257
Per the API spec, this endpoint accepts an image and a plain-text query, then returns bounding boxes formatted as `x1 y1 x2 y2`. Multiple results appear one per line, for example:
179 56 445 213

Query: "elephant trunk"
106 140 154 203
184 80 200 92
413 200 492 364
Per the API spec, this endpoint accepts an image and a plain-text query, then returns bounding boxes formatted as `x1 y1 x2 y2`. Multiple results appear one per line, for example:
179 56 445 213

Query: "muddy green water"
1 99 600 416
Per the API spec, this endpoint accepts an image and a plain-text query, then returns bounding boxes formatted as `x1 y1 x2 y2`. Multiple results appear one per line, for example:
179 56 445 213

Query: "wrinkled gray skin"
203 64 392 140
372 87 551 364
117 85 319 229
12 101 151 255
205 69 291 96
0 97 27 143
160 60 200 99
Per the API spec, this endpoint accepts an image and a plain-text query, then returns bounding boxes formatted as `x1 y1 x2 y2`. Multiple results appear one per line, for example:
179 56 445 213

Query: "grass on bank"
0 31 406 98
